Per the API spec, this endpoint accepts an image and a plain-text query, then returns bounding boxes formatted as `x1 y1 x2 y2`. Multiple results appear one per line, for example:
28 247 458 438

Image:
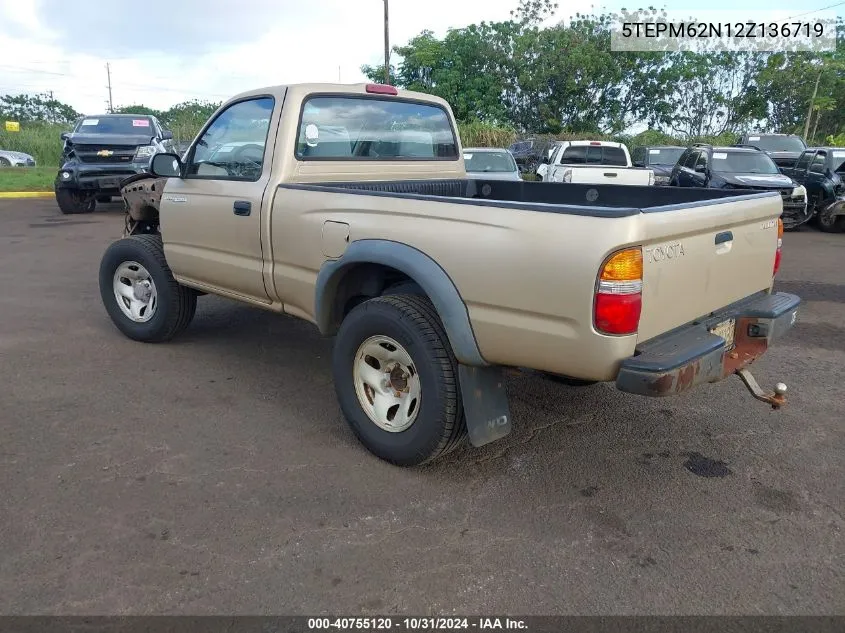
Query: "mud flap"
458 365 512 447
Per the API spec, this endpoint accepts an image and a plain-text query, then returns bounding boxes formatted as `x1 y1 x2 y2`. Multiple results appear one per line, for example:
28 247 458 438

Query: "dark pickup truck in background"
736 133 807 170
55 114 174 215
781 147 845 233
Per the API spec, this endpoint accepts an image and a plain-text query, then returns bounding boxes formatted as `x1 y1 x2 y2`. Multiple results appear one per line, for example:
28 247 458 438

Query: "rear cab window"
561 145 627 166
295 95 458 160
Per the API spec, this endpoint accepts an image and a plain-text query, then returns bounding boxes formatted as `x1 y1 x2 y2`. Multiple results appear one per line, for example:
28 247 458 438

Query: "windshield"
463 151 517 173
746 135 805 153
75 116 154 135
831 150 845 173
712 151 780 174
647 147 684 165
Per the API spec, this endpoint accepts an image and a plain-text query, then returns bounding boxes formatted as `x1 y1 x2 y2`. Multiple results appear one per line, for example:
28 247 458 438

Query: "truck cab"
540 140 654 186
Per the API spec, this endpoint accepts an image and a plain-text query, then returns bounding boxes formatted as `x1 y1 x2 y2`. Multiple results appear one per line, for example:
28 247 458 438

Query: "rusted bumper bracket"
615 291 800 405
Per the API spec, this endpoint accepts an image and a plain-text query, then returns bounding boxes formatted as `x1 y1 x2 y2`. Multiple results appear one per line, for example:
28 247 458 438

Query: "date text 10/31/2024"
307 617 529 630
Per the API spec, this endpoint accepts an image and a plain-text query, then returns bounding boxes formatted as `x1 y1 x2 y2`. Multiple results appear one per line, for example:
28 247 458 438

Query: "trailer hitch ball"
736 368 788 409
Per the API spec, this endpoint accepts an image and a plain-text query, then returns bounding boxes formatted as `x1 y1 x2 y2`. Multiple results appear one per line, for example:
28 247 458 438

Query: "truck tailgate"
569 166 652 186
636 192 781 343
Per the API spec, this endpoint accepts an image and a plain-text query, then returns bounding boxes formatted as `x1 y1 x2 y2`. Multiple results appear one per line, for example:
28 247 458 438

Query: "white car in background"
463 147 522 181
0 149 36 167
539 140 654 186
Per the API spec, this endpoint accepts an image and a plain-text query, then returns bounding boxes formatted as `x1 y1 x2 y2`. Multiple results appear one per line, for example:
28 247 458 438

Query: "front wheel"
332 294 467 466
56 189 95 215
817 209 845 233
98 234 197 342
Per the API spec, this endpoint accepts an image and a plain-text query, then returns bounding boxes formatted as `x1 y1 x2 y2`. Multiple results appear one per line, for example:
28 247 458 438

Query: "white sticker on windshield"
463 153 473 160
649 149 660 154
749 136 760 141
81 119 99 126
132 119 150 127
832 150 845 158
216 146 234 153
713 152 728 159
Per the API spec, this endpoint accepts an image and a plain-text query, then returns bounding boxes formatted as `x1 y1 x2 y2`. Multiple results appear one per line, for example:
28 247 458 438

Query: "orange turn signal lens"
600 247 643 282
777 218 784 239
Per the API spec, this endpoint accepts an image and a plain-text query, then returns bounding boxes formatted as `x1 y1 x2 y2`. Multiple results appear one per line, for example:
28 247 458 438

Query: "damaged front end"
119 173 167 236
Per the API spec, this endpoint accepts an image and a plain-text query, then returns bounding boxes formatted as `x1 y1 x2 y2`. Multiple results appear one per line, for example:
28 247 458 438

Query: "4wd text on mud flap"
645 243 685 263
488 415 508 429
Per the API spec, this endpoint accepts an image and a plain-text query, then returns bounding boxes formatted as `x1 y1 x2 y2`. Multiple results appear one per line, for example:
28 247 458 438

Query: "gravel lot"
1 199 842 615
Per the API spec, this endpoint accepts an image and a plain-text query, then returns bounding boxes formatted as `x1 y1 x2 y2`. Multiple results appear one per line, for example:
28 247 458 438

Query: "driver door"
161 96 279 304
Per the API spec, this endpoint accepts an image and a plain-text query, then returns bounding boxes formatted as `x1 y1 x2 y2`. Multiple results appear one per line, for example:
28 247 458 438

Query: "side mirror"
161 130 173 141
60 132 70 141
541 156 549 164
151 153 183 177
633 160 645 167
694 164 707 174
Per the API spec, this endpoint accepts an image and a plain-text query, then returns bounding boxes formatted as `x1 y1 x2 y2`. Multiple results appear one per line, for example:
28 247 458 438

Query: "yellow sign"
5 121 20 132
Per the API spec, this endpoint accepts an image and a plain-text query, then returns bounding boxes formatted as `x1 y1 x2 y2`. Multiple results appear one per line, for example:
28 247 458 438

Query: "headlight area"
791 185 807 200
132 145 159 162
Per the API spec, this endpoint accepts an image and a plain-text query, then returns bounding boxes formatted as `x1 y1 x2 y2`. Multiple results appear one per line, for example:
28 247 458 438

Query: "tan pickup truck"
101 83 800 466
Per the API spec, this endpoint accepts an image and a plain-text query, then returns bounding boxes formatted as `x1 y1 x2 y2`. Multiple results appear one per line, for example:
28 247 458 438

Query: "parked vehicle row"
100 82 799 467
782 146 845 232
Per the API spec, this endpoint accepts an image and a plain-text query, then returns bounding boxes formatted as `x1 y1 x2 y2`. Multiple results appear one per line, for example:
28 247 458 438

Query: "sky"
0 0 841 115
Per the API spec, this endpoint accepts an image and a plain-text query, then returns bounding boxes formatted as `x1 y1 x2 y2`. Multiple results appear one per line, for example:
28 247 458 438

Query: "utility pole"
383 0 390 84
105 62 114 113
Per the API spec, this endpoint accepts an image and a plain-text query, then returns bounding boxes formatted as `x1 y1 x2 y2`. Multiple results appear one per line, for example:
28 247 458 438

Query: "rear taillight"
773 218 783 277
594 247 643 336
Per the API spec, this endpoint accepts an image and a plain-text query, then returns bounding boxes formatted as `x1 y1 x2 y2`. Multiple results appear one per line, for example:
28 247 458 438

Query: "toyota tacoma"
99 83 800 466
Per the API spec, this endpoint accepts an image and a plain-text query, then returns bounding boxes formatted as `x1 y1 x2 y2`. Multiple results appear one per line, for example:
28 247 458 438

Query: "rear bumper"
616 291 800 397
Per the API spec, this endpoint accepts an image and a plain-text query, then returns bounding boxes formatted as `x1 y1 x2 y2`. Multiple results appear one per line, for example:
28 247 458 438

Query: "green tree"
0 93 79 125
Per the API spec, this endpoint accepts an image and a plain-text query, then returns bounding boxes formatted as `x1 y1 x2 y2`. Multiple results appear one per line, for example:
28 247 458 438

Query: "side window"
795 151 812 171
809 152 826 174
683 150 700 169
549 145 562 165
186 97 275 181
695 151 708 169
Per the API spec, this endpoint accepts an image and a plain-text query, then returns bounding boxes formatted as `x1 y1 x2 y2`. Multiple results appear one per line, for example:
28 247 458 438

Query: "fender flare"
314 239 488 367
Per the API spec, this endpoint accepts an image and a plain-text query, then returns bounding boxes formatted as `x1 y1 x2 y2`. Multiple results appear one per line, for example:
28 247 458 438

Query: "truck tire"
98 234 197 343
817 210 845 233
56 189 96 215
332 294 467 466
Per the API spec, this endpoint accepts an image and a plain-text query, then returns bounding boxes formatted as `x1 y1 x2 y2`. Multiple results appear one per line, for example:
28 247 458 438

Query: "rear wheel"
98 234 196 342
56 189 95 215
332 294 467 466
0 157 10 167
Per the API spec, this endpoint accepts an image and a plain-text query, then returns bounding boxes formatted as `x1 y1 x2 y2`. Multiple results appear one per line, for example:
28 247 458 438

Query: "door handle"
603 172 617 178
715 231 733 245
233 200 251 216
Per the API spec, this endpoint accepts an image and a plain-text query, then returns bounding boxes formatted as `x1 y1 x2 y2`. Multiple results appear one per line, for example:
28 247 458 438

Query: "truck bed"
278 178 778 217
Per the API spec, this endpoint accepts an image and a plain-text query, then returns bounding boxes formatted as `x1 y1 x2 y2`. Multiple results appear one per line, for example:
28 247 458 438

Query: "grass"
0 167 56 192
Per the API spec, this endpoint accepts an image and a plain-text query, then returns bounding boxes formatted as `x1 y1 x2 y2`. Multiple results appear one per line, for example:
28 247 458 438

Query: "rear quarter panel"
269 187 643 380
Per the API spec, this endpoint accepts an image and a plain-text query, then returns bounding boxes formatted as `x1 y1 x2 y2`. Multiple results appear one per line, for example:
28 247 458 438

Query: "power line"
786 1 845 20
